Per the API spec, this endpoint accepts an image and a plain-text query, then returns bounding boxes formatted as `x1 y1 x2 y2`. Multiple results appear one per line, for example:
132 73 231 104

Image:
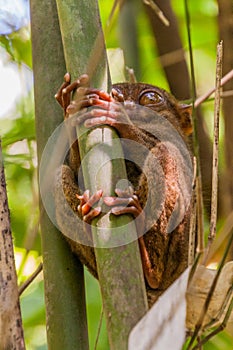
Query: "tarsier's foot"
77 189 103 223
77 187 145 234
55 73 133 137
103 188 145 233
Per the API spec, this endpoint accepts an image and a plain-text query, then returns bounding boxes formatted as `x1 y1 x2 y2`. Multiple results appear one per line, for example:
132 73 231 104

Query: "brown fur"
55 82 193 306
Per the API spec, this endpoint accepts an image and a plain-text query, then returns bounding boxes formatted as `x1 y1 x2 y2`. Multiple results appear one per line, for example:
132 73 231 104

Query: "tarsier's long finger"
54 73 71 107
71 104 122 127
104 196 142 217
87 89 113 102
105 197 145 234
110 206 140 217
66 94 111 114
66 99 97 115
84 116 117 128
103 187 145 232
63 74 89 95
77 190 103 216
103 196 132 207
83 207 102 224
63 80 81 95
76 189 90 208
114 189 142 211
114 187 134 198
55 73 90 114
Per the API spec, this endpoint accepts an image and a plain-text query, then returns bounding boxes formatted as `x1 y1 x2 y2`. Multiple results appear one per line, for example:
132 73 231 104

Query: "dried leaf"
186 262 233 329
128 268 190 350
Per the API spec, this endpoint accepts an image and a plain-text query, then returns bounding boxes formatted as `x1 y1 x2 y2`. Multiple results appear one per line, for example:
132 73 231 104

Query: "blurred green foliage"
0 0 232 349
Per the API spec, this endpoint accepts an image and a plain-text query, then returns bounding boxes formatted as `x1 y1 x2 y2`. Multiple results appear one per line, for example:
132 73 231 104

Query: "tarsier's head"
112 83 193 138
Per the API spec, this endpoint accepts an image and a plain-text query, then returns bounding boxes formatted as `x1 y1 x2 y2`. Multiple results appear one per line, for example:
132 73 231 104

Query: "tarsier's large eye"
139 90 163 106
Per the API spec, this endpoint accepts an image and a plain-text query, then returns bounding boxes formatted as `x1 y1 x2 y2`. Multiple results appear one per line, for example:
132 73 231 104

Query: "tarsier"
55 73 193 306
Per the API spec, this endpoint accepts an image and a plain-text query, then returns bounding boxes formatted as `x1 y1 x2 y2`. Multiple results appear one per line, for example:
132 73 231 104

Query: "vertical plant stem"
204 41 223 262
0 140 25 350
55 0 148 348
184 0 205 257
30 1 89 349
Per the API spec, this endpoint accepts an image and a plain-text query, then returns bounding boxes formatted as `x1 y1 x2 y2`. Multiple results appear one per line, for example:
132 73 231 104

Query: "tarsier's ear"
178 104 193 136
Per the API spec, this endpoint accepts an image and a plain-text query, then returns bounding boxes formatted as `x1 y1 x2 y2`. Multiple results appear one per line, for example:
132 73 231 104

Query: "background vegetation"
0 0 232 349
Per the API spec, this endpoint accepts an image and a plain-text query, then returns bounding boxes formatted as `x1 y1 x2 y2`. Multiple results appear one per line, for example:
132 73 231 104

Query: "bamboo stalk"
30 1 89 349
55 0 148 348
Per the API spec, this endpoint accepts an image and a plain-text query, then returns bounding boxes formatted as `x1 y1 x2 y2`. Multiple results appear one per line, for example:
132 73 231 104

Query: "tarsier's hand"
55 73 135 137
55 72 113 117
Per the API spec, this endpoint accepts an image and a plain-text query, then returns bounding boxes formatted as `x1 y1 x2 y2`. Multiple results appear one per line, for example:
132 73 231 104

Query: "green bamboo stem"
119 0 141 79
55 0 148 348
30 1 89 349
78 127 148 349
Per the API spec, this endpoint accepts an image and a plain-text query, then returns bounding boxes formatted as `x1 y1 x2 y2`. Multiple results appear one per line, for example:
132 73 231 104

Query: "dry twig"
18 262 43 296
194 68 233 108
143 0 170 26
203 41 223 263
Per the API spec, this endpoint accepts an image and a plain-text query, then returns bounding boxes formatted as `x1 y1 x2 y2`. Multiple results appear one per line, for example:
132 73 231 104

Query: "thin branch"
203 41 223 263
206 210 233 263
184 0 197 101
94 306 104 350
194 68 233 108
192 290 233 350
203 283 233 330
0 140 25 349
187 229 233 349
184 0 205 266
19 262 43 296
143 0 170 26
196 177 205 254
188 157 197 266
188 41 224 347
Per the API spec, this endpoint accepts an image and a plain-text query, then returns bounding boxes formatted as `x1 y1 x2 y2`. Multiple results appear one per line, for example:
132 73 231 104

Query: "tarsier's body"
55 74 193 306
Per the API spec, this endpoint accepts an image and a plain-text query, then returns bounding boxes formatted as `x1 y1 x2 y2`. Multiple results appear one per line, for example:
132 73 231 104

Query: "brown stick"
143 0 169 26
194 68 233 108
204 41 223 263
187 42 224 349
18 263 43 296
0 140 25 350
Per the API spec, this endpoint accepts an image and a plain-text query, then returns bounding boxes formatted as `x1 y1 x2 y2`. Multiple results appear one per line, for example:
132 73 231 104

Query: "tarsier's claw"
64 72 71 83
